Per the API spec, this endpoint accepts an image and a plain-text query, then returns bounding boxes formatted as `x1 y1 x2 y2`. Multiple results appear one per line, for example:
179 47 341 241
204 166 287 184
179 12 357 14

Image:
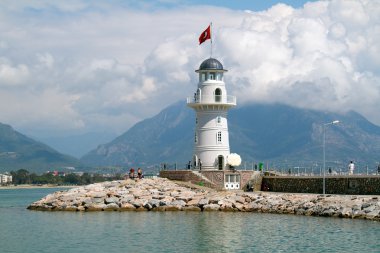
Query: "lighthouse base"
159 170 261 191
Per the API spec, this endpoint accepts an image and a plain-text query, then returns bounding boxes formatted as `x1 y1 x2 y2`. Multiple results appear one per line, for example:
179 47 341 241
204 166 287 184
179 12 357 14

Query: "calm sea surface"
0 188 379 253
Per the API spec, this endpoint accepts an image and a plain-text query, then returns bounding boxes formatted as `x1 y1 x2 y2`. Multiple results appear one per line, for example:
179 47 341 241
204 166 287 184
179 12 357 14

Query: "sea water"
0 188 379 253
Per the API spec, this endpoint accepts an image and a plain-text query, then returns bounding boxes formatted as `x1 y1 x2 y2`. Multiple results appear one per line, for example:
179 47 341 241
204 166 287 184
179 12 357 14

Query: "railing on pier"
157 161 380 176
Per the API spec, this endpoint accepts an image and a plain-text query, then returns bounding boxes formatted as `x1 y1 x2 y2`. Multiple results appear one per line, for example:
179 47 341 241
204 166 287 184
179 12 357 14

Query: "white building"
187 58 236 170
0 173 13 184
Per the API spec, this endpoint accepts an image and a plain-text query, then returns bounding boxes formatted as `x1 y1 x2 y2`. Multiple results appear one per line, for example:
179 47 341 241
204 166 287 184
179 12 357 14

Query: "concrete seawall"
262 175 380 195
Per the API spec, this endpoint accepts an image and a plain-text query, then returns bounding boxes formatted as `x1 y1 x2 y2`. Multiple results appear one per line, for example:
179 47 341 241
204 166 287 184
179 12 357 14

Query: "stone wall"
262 175 380 195
159 170 217 188
159 170 259 190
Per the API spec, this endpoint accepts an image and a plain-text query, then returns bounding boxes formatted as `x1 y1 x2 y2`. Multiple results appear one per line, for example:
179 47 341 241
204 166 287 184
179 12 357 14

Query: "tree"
12 169 31 184
64 173 81 185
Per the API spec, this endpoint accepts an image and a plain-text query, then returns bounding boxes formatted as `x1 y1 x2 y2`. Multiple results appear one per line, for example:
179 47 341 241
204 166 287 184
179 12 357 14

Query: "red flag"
199 25 211 45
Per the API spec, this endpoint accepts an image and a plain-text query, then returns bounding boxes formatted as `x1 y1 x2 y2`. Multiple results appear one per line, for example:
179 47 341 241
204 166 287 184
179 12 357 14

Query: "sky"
1 0 379 141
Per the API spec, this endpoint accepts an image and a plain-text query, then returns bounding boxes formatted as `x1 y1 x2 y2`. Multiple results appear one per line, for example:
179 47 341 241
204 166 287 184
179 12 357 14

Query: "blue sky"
0 0 379 155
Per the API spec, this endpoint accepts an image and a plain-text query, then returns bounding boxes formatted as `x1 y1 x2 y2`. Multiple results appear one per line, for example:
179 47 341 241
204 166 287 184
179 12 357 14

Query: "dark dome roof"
198 58 225 71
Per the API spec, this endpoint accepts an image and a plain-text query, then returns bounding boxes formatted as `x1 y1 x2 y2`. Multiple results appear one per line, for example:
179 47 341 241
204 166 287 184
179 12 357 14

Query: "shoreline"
0 184 75 190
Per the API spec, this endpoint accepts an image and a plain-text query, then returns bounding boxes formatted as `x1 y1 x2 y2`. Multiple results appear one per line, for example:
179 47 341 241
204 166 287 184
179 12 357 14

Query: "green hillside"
0 123 81 173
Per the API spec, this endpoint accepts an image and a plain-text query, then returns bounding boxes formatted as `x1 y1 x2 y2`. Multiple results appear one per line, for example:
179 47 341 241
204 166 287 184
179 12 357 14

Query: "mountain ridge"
0 122 81 173
81 101 380 170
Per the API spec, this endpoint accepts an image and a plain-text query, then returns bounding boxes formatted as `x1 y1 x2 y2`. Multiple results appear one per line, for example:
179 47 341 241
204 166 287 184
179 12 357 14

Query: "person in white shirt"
348 161 355 175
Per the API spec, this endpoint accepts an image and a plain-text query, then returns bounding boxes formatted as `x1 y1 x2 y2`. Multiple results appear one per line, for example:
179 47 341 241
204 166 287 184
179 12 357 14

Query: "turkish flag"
199 25 211 45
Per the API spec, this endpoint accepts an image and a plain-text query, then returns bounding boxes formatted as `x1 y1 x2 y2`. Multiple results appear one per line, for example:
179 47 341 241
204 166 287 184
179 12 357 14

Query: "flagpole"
210 22 213 58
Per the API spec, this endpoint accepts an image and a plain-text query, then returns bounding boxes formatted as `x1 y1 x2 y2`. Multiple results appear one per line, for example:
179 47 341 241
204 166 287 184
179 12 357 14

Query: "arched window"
216 116 221 125
196 88 201 103
215 88 221 102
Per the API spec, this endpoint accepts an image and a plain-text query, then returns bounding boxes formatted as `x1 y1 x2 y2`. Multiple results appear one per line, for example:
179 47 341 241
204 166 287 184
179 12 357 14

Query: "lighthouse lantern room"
187 58 236 170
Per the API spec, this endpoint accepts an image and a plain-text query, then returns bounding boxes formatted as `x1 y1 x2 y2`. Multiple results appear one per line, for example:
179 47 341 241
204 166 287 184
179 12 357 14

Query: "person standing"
348 161 355 175
129 168 135 179
137 168 143 179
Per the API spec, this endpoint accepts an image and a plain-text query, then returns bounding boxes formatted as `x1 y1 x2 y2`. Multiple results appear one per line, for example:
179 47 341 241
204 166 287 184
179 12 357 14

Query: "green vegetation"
9 169 124 185
0 123 81 174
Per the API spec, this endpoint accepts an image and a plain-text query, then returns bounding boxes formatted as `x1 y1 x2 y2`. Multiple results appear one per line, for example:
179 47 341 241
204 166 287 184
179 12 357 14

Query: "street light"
323 120 340 195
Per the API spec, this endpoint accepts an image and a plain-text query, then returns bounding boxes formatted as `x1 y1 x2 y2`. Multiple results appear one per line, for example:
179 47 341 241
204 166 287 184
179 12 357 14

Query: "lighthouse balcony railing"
186 95 236 105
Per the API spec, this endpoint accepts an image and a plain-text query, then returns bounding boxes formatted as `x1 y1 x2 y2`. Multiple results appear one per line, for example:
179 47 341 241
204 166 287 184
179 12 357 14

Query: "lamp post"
323 120 340 195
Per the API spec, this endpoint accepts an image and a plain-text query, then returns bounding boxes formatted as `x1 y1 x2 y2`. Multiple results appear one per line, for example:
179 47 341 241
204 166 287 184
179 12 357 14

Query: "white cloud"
0 60 30 86
0 0 379 140
36 53 54 69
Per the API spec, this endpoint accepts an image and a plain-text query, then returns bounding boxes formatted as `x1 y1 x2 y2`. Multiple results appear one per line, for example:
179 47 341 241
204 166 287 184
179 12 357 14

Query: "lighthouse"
187 58 236 170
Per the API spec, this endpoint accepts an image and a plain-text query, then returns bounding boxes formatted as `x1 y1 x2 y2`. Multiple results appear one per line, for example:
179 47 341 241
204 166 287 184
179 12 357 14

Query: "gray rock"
120 203 136 211
363 205 376 213
130 199 147 208
86 203 107 211
340 207 353 218
105 197 119 204
176 191 195 201
171 200 186 207
148 199 161 208
120 194 135 203
92 197 104 204
209 195 223 204
198 198 209 206
104 203 119 211
90 192 107 198
203 204 220 211
365 210 380 220
233 196 246 204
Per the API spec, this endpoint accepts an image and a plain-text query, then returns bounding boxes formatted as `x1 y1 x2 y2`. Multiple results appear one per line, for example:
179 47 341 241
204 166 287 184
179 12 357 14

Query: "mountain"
81 101 380 170
81 101 194 167
0 123 81 173
37 132 117 158
228 104 380 167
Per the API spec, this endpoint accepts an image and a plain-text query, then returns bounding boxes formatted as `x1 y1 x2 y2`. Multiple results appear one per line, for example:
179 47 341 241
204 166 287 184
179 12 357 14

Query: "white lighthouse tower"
187 58 236 170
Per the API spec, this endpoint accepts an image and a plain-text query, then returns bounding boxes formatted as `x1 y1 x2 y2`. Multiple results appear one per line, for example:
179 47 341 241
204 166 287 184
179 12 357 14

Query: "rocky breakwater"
27 178 380 221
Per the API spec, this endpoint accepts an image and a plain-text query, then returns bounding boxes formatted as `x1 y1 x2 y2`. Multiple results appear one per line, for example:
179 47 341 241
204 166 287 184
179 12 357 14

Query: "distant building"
52 171 66 177
0 173 13 185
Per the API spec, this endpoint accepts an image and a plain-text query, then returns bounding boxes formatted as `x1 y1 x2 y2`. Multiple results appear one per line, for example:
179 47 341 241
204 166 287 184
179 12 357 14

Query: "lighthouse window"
209 72 215 80
201 73 206 81
217 131 222 143
196 118 198 125
215 88 222 102
216 116 221 124
216 73 222 81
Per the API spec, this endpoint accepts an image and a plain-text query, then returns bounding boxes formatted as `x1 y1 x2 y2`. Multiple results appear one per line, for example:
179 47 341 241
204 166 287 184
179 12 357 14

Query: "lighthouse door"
218 155 224 170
